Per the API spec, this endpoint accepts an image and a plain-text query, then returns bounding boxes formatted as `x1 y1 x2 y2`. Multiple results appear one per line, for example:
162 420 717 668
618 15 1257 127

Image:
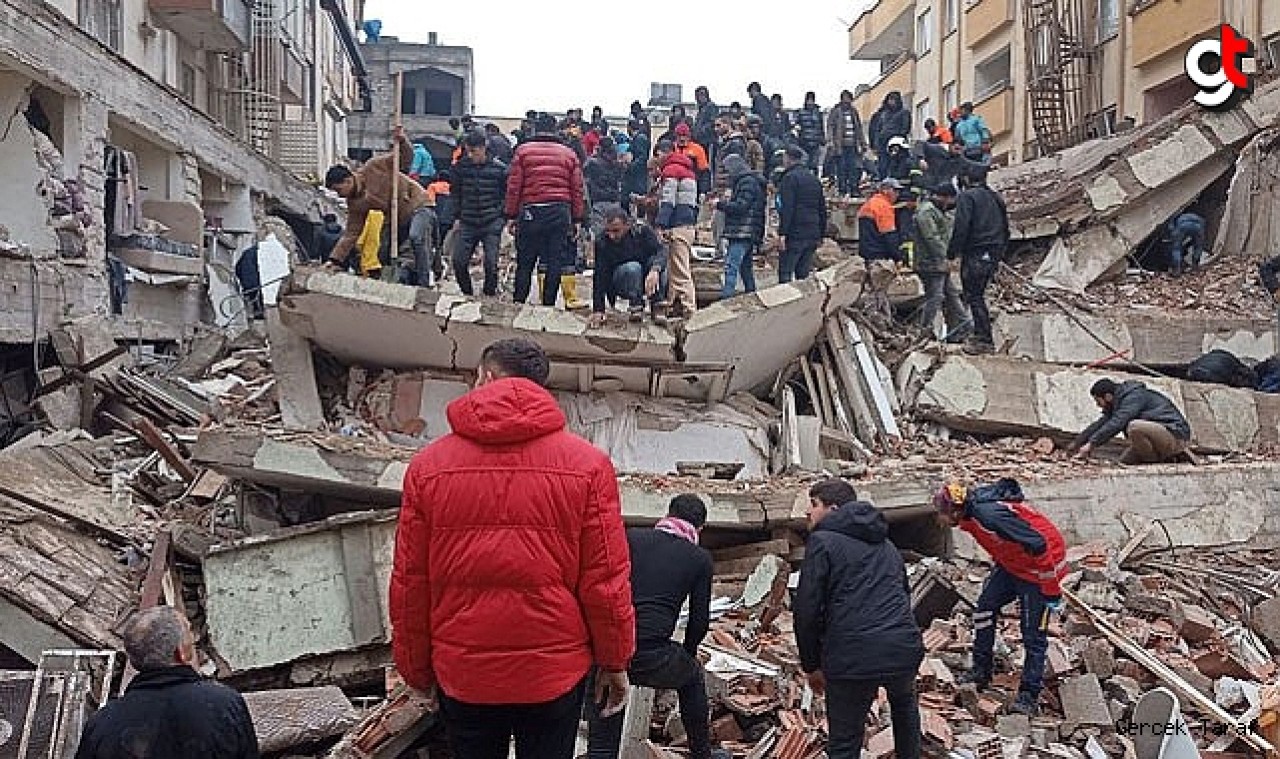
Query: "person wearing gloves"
933 479 1068 717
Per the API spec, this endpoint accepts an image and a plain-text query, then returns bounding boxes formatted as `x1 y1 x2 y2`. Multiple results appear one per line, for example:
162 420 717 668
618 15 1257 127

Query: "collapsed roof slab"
191 429 789 529
907 352 1280 453
988 78 1280 293
848 462 1280 551
996 311 1276 366
278 260 863 399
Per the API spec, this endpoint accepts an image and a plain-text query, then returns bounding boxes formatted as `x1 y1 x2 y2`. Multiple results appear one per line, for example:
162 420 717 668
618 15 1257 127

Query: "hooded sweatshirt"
390 377 636 704
720 154 767 242
794 501 924 679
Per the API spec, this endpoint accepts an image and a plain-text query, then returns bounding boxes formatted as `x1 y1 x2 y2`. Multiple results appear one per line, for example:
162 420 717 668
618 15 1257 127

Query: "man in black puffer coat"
76 607 258 759
776 145 827 283
451 130 509 296
795 92 826 174
795 479 923 759
714 154 767 299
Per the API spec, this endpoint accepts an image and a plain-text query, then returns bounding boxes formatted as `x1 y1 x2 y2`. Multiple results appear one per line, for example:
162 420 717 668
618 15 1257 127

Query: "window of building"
401 88 417 115
915 98 932 133
180 64 197 102
1265 33 1280 70
974 47 1012 101
942 82 957 115
916 9 933 56
78 0 122 51
1097 0 1120 43
944 0 959 35
424 89 453 116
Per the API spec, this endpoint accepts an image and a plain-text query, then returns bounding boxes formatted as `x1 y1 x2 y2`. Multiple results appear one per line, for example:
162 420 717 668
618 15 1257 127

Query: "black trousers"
585 643 712 759
440 678 586 759
826 674 921 759
960 249 999 345
513 202 572 305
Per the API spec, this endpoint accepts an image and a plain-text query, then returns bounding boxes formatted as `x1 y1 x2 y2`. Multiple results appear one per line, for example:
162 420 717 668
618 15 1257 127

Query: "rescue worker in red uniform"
933 478 1067 717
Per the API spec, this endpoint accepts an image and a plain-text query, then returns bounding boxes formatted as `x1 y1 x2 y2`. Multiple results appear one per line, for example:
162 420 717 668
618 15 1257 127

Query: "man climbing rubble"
795 479 923 759
1071 378 1192 464
947 168 1009 355
857 179 905 325
324 126 437 287
586 494 721 759
390 338 635 759
933 478 1068 717
589 207 668 327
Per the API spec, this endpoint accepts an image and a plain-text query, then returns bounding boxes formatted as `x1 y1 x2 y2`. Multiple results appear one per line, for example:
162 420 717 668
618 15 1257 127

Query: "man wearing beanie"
933 478 1066 716
1071 378 1192 464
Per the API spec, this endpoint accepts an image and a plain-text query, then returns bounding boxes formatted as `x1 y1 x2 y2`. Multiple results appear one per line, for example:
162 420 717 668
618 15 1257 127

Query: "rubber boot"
561 274 588 310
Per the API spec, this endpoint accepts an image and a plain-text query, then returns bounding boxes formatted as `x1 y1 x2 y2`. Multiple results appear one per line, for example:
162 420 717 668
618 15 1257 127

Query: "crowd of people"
315 83 1009 350
76 335 1080 759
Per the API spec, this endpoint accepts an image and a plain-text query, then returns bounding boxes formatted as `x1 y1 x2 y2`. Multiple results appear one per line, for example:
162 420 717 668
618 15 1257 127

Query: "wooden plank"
823 321 878 446
780 386 801 475
810 360 836 427
133 418 197 483
845 318 901 439
138 529 173 611
797 359 824 425
620 686 658 759
340 523 386 646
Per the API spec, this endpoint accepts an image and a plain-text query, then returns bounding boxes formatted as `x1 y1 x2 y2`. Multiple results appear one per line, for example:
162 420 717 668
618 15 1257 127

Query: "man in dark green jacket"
913 184 969 340
1072 379 1192 464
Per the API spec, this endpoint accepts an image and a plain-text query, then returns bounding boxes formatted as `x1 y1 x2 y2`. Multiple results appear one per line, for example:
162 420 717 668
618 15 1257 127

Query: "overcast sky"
362 1 880 118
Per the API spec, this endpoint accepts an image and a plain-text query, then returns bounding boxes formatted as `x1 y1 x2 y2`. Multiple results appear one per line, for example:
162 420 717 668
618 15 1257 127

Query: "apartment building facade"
848 0 1280 165
0 0 362 350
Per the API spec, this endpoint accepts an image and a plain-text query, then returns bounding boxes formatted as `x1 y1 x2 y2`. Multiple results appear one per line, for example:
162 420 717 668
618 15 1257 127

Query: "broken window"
1097 0 1120 43
77 0 122 52
916 8 933 56
974 46 1012 101
423 89 452 116
400 87 417 116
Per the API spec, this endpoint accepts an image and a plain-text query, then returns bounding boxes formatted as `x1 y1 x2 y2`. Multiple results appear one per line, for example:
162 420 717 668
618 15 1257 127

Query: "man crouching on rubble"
390 338 635 759
795 479 924 759
76 606 258 759
1071 378 1192 464
934 479 1067 717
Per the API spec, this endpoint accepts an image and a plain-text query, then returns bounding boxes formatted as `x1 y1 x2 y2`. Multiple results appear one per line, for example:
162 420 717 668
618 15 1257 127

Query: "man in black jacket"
450 131 509 297
76 606 258 759
693 86 720 159
795 92 825 174
588 207 667 326
586 494 716 759
714 154 767 299
947 169 1009 354
1072 379 1192 464
777 146 828 283
869 91 911 180
795 479 923 759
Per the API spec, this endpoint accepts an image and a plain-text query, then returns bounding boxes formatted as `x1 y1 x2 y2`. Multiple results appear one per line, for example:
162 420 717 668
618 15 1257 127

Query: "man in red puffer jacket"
390 337 635 759
505 112 587 308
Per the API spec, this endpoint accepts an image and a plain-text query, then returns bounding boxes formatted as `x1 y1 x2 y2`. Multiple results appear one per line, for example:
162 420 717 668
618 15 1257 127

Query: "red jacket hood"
446 378 566 445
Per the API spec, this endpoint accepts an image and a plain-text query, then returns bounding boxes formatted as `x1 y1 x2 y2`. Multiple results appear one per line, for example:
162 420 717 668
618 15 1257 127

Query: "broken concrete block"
242 686 358 753
1251 596 1280 653
1179 604 1219 645
1125 593 1186 629
997 714 1032 738
265 309 325 430
1059 674 1113 726
1104 675 1143 707
1081 638 1115 679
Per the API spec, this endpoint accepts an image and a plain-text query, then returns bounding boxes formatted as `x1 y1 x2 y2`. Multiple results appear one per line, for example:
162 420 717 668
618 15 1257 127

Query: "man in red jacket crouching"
390 337 636 759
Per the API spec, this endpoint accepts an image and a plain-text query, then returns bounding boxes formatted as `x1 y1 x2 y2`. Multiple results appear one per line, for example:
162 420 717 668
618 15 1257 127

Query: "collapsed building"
2 23 1280 759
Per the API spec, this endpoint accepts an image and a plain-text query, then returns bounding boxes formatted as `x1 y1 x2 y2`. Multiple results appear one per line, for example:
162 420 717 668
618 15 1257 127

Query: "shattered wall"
0 72 59 255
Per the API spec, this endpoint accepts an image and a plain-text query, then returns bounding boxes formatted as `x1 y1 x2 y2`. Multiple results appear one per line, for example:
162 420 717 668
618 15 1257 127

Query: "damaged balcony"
148 0 252 51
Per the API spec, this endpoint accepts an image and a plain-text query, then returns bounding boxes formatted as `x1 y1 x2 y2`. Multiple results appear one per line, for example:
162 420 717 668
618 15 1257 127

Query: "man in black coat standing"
794 479 923 759
451 130 510 297
947 168 1009 354
76 606 258 759
586 494 717 759
776 145 828 283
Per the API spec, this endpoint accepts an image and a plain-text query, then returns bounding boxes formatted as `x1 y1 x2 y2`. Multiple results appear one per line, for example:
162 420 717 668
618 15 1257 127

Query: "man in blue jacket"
795 479 923 759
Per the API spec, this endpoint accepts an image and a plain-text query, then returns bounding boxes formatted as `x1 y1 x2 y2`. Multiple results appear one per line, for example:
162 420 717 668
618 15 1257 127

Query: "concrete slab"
279 259 864 398
243 686 358 753
998 309 1280 366
265 308 325 430
910 352 1280 452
